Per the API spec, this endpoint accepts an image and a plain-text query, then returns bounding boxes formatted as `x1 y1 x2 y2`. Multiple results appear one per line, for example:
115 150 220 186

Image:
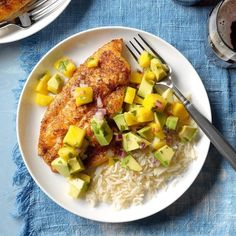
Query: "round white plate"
17 26 211 223
0 0 71 44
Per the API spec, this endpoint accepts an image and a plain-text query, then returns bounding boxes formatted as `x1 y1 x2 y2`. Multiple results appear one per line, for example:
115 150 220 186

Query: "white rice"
85 142 196 209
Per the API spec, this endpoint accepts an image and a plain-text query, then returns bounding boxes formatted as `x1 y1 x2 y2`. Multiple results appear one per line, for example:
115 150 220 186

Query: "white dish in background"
17 26 211 223
0 0 71 44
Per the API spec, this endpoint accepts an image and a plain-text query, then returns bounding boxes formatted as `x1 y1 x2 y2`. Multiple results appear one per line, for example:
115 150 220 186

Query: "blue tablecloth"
11 0 236 235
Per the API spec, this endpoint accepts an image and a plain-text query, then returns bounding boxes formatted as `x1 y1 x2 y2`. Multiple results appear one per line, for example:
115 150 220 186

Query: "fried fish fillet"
0 0 31 21
38 39 130 169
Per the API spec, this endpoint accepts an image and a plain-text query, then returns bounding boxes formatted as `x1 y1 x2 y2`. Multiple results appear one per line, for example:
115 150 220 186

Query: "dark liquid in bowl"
231 21 236 51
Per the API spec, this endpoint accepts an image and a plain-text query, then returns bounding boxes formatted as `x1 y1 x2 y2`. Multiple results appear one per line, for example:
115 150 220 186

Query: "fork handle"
173 85 236 170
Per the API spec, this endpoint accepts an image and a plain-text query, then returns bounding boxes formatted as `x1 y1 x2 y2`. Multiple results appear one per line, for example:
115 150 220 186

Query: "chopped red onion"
140 142 146 149
115 133 122 141
97 96 103 108
156 100 163 109
94 110 104 121
98 108 106 115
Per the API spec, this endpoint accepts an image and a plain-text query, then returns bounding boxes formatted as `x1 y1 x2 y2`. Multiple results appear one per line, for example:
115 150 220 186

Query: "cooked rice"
85 142 196 209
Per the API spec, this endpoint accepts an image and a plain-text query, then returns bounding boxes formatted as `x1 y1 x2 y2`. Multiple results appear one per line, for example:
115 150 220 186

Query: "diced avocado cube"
124 111 139 126
35 73 51 94
143 93 167 112
137 126 154 141
154 145 175 167
124 86 136 104
91 118 113 146
113 113 129 132
137 77 154 98
133 95 144 105
75 87 93 106
179 125 198 142
68 157 85 174
35 93 53 106
166 116 179 130
76 173 91 183
47 74 64 94
138 51 153 68
130 71 143 84
121 155 142 172
150 58 167 81
171 102 189 121
87 57 99 68
154 112 167 128
58 146 78 162
162 88 174 104
54 57 77 78
51 157 70 177
68 178 88 198
151 137 166 150
63 125 86 148
122 132 150 152
136 107 154 123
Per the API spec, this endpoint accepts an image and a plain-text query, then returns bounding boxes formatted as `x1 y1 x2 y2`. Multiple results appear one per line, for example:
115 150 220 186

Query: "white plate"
0 0 71 44
17 26 212 223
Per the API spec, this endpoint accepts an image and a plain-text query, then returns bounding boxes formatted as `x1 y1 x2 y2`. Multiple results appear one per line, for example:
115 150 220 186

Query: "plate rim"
16 26 212 223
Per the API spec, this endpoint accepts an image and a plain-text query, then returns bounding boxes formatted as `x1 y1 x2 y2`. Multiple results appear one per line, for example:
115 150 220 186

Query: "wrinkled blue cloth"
13 0 236 235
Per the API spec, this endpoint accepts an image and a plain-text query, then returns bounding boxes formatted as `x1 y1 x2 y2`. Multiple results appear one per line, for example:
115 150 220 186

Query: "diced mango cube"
124 87 136 104
144 70 156 80
138 51 153 68
133 95 144 105
58 146 78 162
136 107 154 123
171 102 189 121
142 93 167 112
54 57 77 78
47 74 64 94
124 111 139 126
35 73 50 94
130 71 143 84
75 87 93 106
151 137 166 150
87 57 99 68
150 58 167 81
63 125 86 148
35 93 53 106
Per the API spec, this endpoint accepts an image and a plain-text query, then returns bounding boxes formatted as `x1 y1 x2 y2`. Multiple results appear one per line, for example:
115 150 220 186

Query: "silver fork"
126 34 236 170
0 0 65 29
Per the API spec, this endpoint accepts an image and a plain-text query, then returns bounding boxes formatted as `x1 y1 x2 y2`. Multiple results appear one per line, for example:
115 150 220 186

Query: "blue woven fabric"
12 0 236 235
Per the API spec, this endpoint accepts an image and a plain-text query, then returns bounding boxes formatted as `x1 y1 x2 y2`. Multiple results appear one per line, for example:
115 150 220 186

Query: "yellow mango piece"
47 74 64 94
150 58 167 81
151 137 166 150
87 57 99 68
144 70 156 80
124 112 139 126
108 157 115 166
172 102 189 121
138 51 152 68
35 73 50 94
54 57 77 78
148 122 161 135
63 125 86 148
75 87 93 106
58 146 78 162
130 71 143 84
137 107 154 123
35 93 53 106
155 130 166 139
124 87 136 104
142 93 167 112
133 95 144 105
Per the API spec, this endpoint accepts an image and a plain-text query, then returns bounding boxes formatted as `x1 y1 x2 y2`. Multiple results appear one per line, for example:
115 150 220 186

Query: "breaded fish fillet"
38 39 130 169
0 0 31 21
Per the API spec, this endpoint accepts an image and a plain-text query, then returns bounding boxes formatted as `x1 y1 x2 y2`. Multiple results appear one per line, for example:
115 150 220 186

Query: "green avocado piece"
122 132 150 152
91 118 113 146
154 112 167 128
68 157 85 174
47 74 63 94
58 146 78 162
162 88 174 104
179 125 198 142
166 116 179 130
150 58 167 81
121 155 142 172
137 77 154 98
113 113 129 132
154 145 175 167
51 157 70 177
68 178 88 198
137 126 154 141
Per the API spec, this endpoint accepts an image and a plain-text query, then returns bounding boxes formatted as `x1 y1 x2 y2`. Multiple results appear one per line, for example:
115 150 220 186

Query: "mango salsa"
144 70 155 80
35 73 50 94
171 102 189 121
124 111 139 126
54 57 76 78
124 87 136 104
143 93 167 112
130 71 142 84
75 87 93 106
136 107 154 123
47 74 64 94
87 57 99 68
35 93 53 106
138 51 153 68
133 95 144 105
151 137 166 150
58 146 78 162
63 125 86 148
150 58 167 81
